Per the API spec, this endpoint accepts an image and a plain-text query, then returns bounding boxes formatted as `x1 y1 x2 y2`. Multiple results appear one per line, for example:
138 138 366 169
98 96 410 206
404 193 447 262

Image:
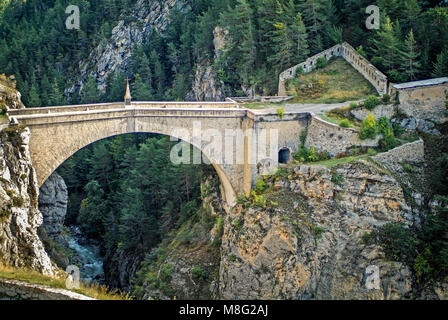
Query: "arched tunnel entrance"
37 132 230 296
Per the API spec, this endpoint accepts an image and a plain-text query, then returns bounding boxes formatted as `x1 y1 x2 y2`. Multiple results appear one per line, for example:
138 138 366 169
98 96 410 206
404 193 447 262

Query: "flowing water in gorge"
66 226 105 284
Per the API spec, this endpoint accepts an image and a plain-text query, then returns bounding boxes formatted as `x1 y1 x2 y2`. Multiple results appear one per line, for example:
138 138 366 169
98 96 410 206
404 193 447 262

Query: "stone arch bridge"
7 101 309 206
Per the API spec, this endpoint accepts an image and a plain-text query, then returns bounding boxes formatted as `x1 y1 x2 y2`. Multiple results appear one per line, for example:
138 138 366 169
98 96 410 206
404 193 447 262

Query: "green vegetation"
0 1 445 106
339 119 350 128
286 58 377 104
367 148 377 157
330 172 344 185
0 264 130 300
359 113 377 140
363 95 381 110
276 107 285 119
310 154 367 169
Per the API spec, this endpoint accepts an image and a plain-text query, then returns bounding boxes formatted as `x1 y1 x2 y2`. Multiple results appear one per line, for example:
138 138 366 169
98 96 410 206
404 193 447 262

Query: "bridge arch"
38 129 237 207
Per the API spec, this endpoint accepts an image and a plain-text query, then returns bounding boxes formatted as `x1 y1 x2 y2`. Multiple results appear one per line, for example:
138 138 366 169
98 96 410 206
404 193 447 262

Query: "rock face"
0 126 54 275
219 162 414 299
68 0 187 94
0 82 25 110
38 172 68 241
185 62 226 102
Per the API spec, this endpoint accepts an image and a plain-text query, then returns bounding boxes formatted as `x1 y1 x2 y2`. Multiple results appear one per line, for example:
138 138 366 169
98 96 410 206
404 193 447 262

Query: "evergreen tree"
432 48 448 78
400 29 421 81
268 2 309 71
370 17 402 80
81 76 101 104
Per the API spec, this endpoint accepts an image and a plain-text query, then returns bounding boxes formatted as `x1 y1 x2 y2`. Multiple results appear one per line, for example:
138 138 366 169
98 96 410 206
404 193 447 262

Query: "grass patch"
311 154 367 168
285 57 377 104
0 264 131 300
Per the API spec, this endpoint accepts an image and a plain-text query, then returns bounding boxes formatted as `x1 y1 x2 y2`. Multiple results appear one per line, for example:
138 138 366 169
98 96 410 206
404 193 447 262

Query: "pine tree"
432 48 448 78
268 1 309 71
28 83 41 107
81 76 101 104
400 29 421 81
370 17 402 79
132 74 153 101
298 0 328 53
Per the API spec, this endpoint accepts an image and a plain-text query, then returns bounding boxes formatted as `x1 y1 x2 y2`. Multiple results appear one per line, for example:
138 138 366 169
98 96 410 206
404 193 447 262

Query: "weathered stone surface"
0 278 94 300
392 82 448 124
185 62 225 102
306 115 380 157
391 117 440 135
68 0 187 94
0 83 25 110
219 162 414 299
38 172 68 240
0 127 54 275
350 104 395 121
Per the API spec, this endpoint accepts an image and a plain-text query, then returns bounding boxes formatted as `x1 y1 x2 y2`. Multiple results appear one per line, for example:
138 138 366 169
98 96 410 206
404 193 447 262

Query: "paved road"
253 100 362 115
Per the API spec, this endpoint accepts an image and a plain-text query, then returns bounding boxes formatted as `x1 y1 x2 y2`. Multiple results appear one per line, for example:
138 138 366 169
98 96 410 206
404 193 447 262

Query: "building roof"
392 77 448 90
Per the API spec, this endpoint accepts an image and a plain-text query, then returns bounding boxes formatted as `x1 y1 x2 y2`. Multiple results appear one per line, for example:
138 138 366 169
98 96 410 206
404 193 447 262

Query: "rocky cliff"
38 173 68 242
68 0 187 94
0 126 54 275
0 82 54 275
219 161 416 299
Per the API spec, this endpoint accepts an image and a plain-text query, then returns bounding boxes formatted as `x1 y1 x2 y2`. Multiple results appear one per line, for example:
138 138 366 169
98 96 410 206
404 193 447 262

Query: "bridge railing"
7 101 240 117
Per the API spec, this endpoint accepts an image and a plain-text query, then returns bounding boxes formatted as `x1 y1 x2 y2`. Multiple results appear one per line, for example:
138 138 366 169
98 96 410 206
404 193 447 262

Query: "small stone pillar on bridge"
124 78 131 106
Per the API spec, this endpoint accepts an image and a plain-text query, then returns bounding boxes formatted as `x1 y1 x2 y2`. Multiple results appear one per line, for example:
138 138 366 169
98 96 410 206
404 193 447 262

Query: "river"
66 226 105 285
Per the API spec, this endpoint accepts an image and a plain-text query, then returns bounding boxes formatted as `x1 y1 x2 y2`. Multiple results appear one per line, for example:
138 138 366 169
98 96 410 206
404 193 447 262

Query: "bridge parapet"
7 101 239 117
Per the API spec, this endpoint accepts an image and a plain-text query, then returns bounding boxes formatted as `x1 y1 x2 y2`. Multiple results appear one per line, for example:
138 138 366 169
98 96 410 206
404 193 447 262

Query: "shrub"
367 148 377 156
295 66 305 77
382 94 391 104
255 179 268 194
315 56 327 69
359 113 377 140
299 129 307 146
331 172 344 185
339 119 350 128
401 162 414 173
277 107 285 119
192 266 209 280
349 102 358 110
363 95 380 110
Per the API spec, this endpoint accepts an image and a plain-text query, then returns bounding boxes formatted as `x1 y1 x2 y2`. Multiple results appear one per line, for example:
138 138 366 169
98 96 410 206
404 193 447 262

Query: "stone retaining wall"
373 139 425 169
278 42 388 96
0 278 94 300
306 114 379 156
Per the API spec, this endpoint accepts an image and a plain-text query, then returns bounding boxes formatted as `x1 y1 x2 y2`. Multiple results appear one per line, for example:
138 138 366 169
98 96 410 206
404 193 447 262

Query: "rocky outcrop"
0 81 25 110
185 62 226 102
38 173 68 241
219 162 414 299
0 126 54 275
68 0 187 94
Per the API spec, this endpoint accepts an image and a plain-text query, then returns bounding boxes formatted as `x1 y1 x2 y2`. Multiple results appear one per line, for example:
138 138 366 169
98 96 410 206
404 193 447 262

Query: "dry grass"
0 264 132 300
286 57 377 104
